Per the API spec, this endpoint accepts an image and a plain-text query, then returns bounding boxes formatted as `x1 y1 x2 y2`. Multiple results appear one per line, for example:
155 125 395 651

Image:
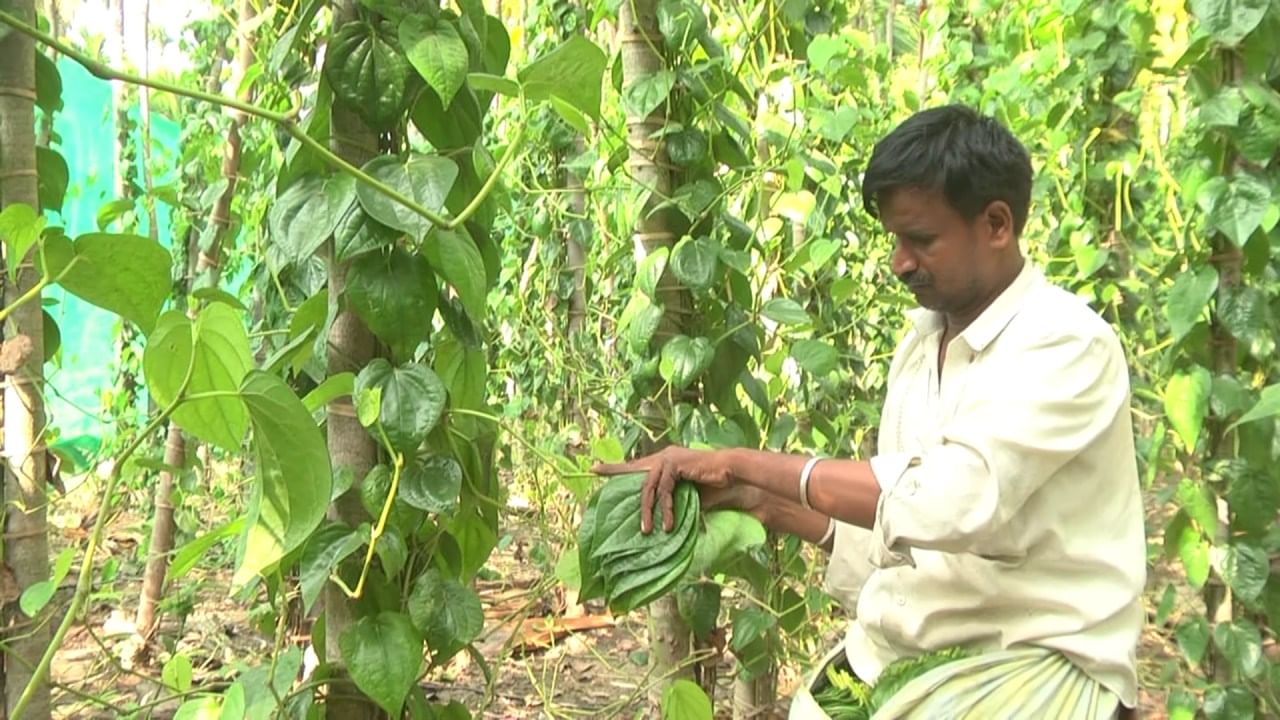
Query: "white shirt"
823 261 1146 707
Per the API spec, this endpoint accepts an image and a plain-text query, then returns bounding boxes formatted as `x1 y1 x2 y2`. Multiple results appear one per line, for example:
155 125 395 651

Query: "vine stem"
0 9 523 234
10 344 200 720
331 426 402 600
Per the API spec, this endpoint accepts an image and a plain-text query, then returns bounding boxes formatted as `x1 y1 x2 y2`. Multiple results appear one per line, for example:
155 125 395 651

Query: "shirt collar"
905 260 1043 352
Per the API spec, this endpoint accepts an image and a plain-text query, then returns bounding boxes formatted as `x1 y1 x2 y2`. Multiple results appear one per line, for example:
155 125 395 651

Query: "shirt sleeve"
867 330 1128 569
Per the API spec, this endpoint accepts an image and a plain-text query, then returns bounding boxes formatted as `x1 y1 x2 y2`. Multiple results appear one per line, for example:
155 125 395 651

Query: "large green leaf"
623 69 677 119
1175 615 1210 665
762 298 811 326
791 339 839 375
144 304 253 451
400 454 462 513
1164 266 1218 341
355 360 448 453
407 568 484 661
323 21 411 129
1189 0 1268 46
411 84 483 153
1215 543 1269 604
299 522 365 613
1213 620 1264 678
36 146 68 213
1206 173 1271 246
670 236 717 290
1203 686 1255 720
637 248 669 298
661 680 713 720
34 50 62 113
401 17 468 108
47 233 171 334
356 154 458 238
234 371 333 587
346 247 437 361
1164 366 1211 452
434 335 486 410
518 35 607 120
730 606 776 652
1230 383 1280 429
338 612 422 717
268 174 358 265
423 228 488 323
0 203 45 282
660 335 714 390
334 205 400 263
688 510 766 578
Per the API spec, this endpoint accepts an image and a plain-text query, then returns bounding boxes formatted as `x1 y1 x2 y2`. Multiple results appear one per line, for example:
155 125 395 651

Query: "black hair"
861 105 1033 236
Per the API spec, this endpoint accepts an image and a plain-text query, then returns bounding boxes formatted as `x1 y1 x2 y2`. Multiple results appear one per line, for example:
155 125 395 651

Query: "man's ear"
983 201 1015 249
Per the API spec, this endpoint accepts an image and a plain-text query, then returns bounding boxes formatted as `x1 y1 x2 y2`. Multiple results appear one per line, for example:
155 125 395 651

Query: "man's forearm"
724 448 881 530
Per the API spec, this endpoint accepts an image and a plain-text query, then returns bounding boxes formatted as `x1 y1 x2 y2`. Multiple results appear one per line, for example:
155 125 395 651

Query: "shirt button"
896 596 905 607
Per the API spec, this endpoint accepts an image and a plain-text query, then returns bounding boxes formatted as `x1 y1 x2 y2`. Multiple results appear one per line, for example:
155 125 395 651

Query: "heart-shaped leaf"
355 360 449 454
268 174 357 265
423 227 488 323
1165 266 1218 342
1164 366 1212 452
323 21 411 130
339 612 423 717
356 154 458 238
48 232 171 334
518 35 607 119
346 247 438 362
660 335 714 390
401 17 469 108
400 454 463 513
234 371 332 587
407 568 484 661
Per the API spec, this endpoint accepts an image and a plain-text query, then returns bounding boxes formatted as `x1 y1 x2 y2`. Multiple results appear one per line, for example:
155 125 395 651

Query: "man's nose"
891 239 917 277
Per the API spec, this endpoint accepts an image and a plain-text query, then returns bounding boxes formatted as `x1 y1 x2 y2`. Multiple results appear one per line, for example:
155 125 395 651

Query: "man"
594 105 1146 718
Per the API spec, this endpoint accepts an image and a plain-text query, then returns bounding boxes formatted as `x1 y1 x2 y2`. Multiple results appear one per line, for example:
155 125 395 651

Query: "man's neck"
943 256 1025 335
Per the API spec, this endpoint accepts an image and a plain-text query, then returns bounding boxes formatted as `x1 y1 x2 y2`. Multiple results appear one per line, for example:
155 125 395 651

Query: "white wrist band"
819 518 836 547
799 456 823 510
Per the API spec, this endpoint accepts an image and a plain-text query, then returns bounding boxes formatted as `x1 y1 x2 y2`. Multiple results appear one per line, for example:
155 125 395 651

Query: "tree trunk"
0 0 52 715
320 2 381 716
135 0 256 639
618 0 697 706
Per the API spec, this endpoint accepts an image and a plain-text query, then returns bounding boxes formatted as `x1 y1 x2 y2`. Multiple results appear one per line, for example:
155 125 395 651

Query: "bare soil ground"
43 474 1183 719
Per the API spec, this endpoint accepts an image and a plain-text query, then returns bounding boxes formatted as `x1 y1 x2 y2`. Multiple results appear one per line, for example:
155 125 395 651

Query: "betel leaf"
303 372 355 415
1175 615 1210 665
467 72 520 97
170 517 246 581
730 606 776 652
1164 366 1212 452
1206 172 1271 247
1214 543 1269 604
688 510 766 579
268 174 357 265
323 21 411 130
407 568 484 661
400 454 463 513
518 35 607 120
762 298 810 325
1175 477 1217 538
1203 686 1255 720
356 154 458 238
660 335 714 390
34 50 62 113
791 338 839 375
143 303 253 452
1165 266 1218 341
233 371 332 588
299 522 365 614
670 236 717 290
19 547 73 618
49 233 171 334
339 612 423 717
623 69 676 119
355 360 448 453
0 204 45 283
400 17 469 108
434 335 485 410
661 679 713 720
36 146 68 213
423 227 488 323
346 247 437 361
1213 619 1265 679
334 205 400 263
162 654 194 692
637 247 669 298
1189 0 1268 46
1230 383 1280 429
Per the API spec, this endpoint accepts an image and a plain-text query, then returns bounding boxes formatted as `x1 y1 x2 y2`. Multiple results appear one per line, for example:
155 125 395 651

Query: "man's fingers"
660 465 677 533
639 464 661 535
